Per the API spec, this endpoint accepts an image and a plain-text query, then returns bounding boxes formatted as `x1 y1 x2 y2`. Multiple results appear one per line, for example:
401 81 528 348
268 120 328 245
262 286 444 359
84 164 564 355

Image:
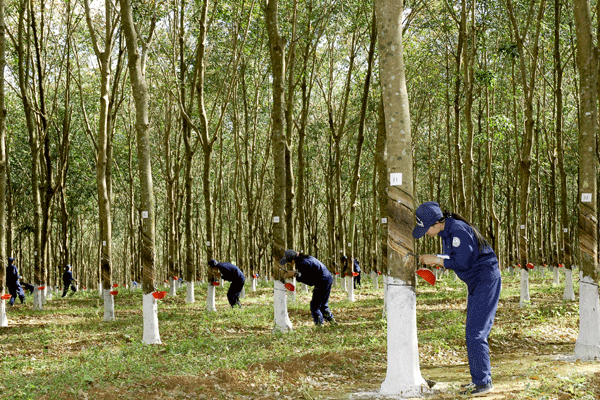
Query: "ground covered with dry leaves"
0 268 598 399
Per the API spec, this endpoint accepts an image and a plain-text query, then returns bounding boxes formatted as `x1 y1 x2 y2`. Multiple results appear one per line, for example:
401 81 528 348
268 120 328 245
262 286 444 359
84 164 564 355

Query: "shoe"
459 382 493 396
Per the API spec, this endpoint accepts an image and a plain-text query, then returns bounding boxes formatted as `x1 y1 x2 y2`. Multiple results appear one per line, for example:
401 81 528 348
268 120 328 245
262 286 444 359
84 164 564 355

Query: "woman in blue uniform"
280 249 336 326
413 201 501 397
62 265 78 297
209 259 245 308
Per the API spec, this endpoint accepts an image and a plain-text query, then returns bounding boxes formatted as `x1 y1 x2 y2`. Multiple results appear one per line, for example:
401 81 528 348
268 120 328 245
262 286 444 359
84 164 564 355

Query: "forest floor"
1 269 599 399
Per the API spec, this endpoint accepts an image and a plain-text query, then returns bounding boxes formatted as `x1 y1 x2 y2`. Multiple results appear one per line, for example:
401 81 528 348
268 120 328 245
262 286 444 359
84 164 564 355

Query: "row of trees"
0 0 597 393
0 0 595 293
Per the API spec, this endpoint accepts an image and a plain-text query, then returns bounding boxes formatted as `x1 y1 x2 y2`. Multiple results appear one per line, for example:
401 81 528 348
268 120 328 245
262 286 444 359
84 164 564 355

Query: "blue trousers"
8 285 25 305
466 276 501 385
227 277 245 307
310 278 334 324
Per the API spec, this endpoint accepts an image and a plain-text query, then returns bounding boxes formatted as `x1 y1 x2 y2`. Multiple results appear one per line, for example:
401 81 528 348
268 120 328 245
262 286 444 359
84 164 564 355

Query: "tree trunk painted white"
563 268 575 301
347 274 355 302
186 281 195 304
142 293 162 345
380 276 429 396
286 278 295 303
241 286 246 299
34 286 43 310
0 300 7 327
252 276 257 291
99 282 103 297
520 269 530 307
333 274 338 287
541 266 546 278
371 271 379 289
103 289 115 321
206 284 217 312
574 276 600 360
553 266 561 286
169 278 177 296
273 280 292 333
302 283 309 293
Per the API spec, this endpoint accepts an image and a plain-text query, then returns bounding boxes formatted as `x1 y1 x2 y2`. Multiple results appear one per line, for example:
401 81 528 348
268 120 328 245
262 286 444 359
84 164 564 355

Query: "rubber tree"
119 0 161 344
375 0 429 396
573 0 600 360
84 0 117 321
265 0 292 333
0 0 7 327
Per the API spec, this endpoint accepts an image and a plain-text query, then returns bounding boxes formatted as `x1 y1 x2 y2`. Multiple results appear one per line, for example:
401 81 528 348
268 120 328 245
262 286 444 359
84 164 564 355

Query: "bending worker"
209 259 245 308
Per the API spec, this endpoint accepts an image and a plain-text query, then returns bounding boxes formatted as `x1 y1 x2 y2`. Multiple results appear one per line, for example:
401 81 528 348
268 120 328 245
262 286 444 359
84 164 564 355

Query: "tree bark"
376 0 428 395
119 0 160 344
573 0 600 360
265 0 291 333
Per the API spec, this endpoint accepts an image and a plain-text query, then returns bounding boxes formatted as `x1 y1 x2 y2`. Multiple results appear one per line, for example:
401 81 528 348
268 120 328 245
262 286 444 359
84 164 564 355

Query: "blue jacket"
6 263 20 288
438 217 500 289
295 256 332 287
63 270 75 286
353 259 361 273
216 262 245 283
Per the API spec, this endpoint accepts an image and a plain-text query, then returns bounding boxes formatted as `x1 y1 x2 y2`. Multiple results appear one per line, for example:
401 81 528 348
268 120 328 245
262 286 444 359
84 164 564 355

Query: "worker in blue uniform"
209 259 245 308
5 257 25 306
413 201 501 397
280 249 336 326
353 258 361 289
62 265 78 297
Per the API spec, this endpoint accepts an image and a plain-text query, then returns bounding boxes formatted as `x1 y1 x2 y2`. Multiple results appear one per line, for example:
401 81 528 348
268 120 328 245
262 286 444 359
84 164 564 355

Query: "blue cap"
279 249 298 265
412 201 443 239
208 259 217 268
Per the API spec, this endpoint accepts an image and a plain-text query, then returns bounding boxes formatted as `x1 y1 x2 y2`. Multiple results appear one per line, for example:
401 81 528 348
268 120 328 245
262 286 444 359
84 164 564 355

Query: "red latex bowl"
558 264 563 268
284 282 295 292
253 274 257 279
416 269 436 286
526 263 534 269
164 279 169 283
212 282 220 286
110 290 118 296
112 284 119 288
377 271 381 275
39 286 46 290
352 272 359 277
152 291 167 299
173 276 178 280
1 294 11 300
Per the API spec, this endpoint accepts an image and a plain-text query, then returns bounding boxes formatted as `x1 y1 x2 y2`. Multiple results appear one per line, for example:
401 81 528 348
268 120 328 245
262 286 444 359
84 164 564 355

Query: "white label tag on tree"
273 216 280 223
582 193 592 203
390 173 402 186
348 243 351 247
520 225 525 230
103 241 106 246
142 211 149 218
563 228 568 233
206 241 210 247
34 252 37 256
381 218 388 224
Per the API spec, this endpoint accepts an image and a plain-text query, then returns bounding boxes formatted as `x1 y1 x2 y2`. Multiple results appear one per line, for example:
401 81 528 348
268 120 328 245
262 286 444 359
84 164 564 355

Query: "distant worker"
353 258 362 289
5 257 25 306
280 249 336 326
208 259 245 308
62 265 78 297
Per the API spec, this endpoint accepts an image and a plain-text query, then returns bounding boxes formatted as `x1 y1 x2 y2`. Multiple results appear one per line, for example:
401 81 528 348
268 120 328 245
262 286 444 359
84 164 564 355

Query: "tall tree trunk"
376 0 428 395
17 0 43 310
119 0 160 344
506 0 547 271
573 0 600 360
85 0 115 321
0 0 7 327
347 9 376 302
265 0 291 333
